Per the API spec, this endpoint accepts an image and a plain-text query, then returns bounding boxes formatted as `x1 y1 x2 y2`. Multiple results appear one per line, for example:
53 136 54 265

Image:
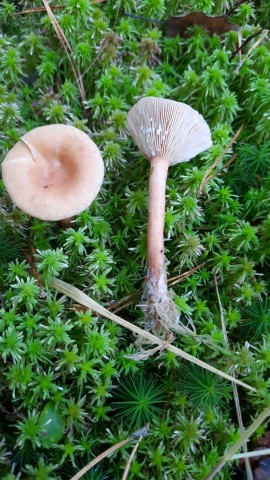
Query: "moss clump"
1 1 270 478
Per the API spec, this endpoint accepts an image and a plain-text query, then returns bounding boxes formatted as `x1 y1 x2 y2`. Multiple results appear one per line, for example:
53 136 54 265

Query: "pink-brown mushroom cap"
1 124 104 221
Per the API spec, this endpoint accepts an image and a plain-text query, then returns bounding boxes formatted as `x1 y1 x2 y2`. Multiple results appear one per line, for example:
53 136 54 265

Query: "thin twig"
57 0 121 103
168 262 206 287
197 125 244 195
112 301 137 314
224 152 237 169
214 274 253 480
16 1 105 15
24 245 46 298
124 13 164 24
42 0 88 118
199 153 238 185
122 436 143 480
236 30 269 74
108 292 139 311
71 298 231 357
227 0 251 14
232 448 270 460
238 29 242 65
204 406 270 480
70 437 132 480
16 5 64 14
167 262 206 285
52 278 257 391
70 426 149 480
230 28 264 59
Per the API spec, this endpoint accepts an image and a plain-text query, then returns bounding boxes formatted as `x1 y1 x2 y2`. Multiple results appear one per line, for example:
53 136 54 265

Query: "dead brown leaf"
166 12 238 37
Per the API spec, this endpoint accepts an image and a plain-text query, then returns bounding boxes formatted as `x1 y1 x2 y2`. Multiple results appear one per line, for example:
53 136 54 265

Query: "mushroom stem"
143 155 179 337
59 216 75 229
147 156 168 289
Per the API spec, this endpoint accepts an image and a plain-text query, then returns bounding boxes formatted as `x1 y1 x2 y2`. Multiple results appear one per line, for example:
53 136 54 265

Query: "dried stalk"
24 244 46 298
214 274 253 480
70 425 148 480
42 0 87 118
70 437 132 480
122 436 143 480
51 278 256 391
232 448 270 460
16 1 105 15
230 28 264 59
236 30 269 74
204 406 270 480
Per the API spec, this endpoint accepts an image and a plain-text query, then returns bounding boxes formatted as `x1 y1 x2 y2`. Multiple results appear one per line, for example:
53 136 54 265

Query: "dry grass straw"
51 278 256 392
232 448 270 460
16 1 105 15
70 436 131 480
122 436 143 480
204 406 270 480
214 274 253 480
42 0 87 117
236 29 269 74
70 425 148 480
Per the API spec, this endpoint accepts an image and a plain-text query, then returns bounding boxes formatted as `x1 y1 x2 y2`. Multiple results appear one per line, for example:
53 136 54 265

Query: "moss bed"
1 1 270 479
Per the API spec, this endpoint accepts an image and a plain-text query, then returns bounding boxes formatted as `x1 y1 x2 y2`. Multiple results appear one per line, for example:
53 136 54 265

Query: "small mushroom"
126 97 212 336
1 124 104 223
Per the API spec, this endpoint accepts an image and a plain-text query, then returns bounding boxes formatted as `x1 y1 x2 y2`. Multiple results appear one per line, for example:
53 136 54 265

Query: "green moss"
1 0 270 478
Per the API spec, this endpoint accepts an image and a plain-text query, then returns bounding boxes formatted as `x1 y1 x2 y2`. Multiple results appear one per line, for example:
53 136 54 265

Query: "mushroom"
126 97 212 336
1 124 104 224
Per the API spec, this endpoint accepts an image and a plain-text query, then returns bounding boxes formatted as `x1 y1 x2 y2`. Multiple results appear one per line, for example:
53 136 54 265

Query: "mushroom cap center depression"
31 147 79 192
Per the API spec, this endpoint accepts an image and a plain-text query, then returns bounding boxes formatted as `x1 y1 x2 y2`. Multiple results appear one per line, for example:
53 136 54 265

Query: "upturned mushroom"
126 97 212 336
1 124 104 223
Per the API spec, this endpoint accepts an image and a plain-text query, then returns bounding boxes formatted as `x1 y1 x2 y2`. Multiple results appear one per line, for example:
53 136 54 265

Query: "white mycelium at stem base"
126 97 212 336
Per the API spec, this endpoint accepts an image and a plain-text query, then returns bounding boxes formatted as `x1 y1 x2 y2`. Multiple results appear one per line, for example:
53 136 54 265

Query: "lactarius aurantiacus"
1 124 104 223
126 97 212 336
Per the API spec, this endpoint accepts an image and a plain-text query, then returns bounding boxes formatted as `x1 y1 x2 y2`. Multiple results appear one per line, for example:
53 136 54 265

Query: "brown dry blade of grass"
16 1 106 15
51 278 257 391
42 0 87 118
202 153 238 186
70 425 148 480
24 246 46 299
167 262 206 288
108 292 139 311
223 152 237 169
214 274 253 480
112 300 137 314
204 406 270 480
197 125 244 195
230 27 264 59
232 448 270 460
235 30 269 74
16 6 64 14
70 437 131 480
122 437 143 480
